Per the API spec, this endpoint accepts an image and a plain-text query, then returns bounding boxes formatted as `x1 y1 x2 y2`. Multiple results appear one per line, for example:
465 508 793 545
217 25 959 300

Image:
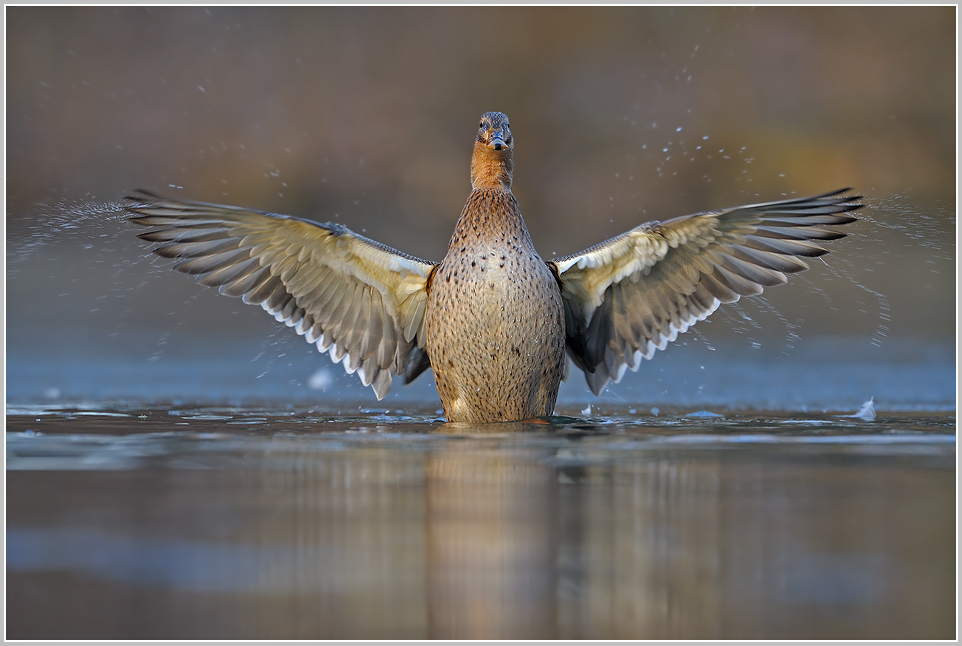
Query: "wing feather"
125 189 437 399
550 189 861 395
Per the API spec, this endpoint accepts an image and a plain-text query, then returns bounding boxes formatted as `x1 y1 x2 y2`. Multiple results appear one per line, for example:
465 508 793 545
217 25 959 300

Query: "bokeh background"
5 6 956 409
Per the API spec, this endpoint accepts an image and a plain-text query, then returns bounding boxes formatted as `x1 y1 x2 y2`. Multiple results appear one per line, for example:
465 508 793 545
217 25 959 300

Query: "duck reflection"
7 425 955 640
425 442 559 639
238 434 728 639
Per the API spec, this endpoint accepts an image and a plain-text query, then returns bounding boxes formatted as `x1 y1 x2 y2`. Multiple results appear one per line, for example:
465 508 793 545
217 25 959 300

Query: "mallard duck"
125 111 861 423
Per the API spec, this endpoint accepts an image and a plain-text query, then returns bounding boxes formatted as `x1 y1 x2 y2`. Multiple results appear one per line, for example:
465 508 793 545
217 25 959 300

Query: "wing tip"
123 188 161 208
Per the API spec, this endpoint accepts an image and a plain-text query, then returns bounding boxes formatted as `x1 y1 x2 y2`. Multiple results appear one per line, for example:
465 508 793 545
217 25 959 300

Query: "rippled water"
5 403 956 639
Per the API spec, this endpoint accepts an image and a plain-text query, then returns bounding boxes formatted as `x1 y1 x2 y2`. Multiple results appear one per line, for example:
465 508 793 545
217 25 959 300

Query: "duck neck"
469 141 514 191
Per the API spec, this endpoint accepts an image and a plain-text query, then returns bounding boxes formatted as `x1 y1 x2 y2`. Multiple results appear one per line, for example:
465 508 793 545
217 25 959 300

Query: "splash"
861 192 955 259
7 198 130 267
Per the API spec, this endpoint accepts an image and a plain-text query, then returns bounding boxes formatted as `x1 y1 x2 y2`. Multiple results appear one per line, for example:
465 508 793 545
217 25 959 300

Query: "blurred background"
5 6 956 409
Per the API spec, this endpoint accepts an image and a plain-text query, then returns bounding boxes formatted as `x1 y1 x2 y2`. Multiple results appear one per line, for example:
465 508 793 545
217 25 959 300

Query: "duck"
125 111 861 423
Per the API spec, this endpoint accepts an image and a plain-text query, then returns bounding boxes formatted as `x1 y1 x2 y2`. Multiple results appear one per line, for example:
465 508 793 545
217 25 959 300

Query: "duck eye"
479 121 485 129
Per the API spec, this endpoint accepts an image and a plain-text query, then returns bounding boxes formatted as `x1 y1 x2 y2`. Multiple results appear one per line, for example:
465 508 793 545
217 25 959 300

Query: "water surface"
6 404 955 639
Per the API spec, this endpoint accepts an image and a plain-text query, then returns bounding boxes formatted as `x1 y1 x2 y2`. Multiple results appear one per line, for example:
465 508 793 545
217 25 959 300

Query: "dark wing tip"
123 188 161 203
823 188 864 223
824 188 864 210
123 188 164 220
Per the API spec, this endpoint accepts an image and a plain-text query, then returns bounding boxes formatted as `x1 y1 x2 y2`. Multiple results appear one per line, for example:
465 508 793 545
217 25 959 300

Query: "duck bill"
486 134 507 151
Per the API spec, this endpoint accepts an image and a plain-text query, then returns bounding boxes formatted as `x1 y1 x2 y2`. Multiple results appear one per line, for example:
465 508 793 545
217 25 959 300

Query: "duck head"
470 111 514 190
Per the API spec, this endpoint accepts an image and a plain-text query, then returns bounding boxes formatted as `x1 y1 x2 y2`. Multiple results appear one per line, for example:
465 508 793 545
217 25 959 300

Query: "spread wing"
548 188 862 395
125 189 438 399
